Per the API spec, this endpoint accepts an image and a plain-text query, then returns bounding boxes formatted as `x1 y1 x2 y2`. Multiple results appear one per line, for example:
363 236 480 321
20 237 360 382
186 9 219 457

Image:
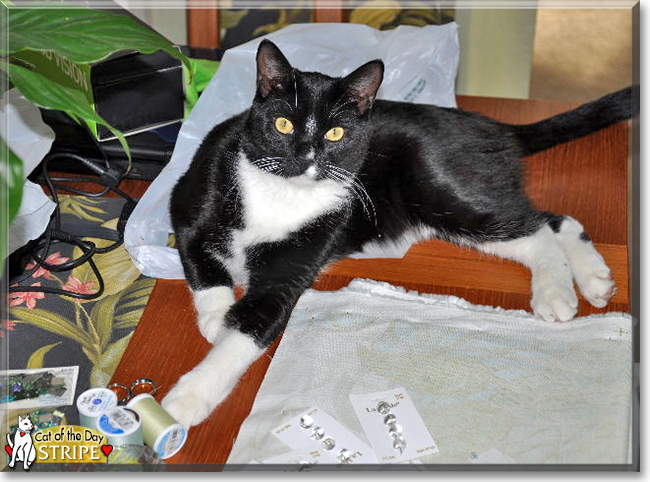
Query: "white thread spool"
127 394 187 459
95 407 144 447
77 388 118 429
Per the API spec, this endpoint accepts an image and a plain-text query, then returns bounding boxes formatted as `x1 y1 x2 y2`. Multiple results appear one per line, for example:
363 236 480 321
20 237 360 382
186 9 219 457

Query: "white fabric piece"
227 279 632 465
125 23 460 279
1 89 56 256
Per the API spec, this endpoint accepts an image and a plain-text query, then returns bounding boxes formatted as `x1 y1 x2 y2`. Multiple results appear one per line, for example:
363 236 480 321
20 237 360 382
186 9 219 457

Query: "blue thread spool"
95 407 144 447
77 388 118 429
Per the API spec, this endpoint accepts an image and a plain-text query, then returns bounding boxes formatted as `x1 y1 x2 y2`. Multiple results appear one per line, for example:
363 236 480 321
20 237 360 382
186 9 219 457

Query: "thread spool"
95 407 144 447
76 388 118 429
127 394 187 459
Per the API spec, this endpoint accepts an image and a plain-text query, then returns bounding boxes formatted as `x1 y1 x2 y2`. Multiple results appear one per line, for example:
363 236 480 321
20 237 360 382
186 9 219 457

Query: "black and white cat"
161 40 634 428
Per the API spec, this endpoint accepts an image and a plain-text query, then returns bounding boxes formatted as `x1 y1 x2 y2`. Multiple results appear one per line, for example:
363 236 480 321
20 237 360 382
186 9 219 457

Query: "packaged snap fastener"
349 387 438 463
270 407 378 464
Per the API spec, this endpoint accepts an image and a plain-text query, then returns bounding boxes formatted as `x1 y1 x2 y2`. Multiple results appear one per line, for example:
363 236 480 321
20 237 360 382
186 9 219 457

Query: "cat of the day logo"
5 417 110 469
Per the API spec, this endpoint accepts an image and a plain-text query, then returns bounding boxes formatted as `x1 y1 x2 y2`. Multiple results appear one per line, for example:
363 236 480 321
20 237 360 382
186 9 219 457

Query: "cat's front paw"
197 311 228 344
162 371 215 428
193 287 236 344
531 280 579 322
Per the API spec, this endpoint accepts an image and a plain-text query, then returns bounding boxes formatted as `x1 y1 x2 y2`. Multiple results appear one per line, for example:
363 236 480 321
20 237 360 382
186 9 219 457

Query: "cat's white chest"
222 152 347 285
235 152 347 244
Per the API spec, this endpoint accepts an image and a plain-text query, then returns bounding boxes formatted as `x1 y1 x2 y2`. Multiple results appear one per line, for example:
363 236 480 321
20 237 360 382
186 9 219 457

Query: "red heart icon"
101 445 113 457
5 445 12 457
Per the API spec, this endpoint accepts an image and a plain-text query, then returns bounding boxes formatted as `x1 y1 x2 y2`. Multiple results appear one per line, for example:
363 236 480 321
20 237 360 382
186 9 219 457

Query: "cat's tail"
512 85 639 157
7 432 13 447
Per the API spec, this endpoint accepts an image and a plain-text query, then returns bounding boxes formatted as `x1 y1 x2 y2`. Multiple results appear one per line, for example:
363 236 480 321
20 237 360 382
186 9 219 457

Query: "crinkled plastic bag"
125 23 459 279
2 89 57 257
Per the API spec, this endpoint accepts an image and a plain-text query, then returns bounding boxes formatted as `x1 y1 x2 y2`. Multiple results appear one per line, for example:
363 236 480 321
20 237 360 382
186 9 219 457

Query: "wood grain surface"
109 95 630 466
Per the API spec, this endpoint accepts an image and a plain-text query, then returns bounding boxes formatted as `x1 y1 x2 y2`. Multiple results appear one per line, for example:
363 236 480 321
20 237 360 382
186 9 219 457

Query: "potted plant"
0 4 196 269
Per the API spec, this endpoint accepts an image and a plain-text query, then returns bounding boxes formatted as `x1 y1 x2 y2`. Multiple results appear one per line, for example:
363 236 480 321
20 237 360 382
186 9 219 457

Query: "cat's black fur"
170 40 635 349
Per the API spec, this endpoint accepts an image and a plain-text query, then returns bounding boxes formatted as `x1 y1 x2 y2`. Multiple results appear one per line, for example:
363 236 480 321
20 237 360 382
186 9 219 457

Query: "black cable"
8 150 137 301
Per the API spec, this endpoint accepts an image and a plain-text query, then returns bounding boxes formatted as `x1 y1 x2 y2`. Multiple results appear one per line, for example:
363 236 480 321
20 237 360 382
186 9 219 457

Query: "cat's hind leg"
477 222 579 322
548 215 615 308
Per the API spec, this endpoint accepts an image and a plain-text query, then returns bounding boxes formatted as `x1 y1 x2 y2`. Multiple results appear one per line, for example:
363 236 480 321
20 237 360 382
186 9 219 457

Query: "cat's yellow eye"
275 117 294 134
325 127 345 142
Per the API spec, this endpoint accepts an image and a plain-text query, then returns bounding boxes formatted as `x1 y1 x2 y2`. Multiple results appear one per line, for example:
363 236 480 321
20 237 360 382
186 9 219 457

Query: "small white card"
349 387 439 463
270 407 377 464
263 446 335 465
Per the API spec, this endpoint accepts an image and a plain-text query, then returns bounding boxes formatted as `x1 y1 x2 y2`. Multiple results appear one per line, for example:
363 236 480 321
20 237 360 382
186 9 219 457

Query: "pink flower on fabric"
8 283 45 309
0 320 15 338
62 276 98 300
25 252 70 280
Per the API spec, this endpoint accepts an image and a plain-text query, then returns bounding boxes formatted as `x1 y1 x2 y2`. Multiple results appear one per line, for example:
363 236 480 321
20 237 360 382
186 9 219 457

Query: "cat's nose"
296 142 314 159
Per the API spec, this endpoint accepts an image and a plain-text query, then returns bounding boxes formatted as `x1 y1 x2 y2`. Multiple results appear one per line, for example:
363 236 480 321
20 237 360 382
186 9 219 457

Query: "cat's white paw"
553 216 615 309
197 311 228 344
531 279 579 322
193 287 235 344
162 371 215 428
570 252 615 308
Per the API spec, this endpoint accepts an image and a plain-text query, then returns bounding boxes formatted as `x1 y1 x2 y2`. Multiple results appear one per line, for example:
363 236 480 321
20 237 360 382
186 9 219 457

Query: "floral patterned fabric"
6 196 155 425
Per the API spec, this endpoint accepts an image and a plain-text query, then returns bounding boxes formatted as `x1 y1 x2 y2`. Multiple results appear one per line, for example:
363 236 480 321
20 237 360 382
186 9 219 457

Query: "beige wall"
114 0 188 45
455 8 538 99
529 8 633 103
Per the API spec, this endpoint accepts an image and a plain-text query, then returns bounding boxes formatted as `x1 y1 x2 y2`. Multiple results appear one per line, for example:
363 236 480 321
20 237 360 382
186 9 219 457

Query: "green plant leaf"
0 138 24 271
5 8 191 75
11 306 96 350
26 342 62 369
90 332 133 388
3 62 131 160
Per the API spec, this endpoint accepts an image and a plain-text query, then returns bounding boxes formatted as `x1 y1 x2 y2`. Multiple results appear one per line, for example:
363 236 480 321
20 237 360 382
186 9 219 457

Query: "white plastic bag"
2 89 57 257
125 22 460 279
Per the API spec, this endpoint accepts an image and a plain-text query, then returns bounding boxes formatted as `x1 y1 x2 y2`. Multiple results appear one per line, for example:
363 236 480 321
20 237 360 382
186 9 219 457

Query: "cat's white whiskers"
326 173 372 224
252 156 285 173
325 165 377 227
331 171 377 227
293 72 298 110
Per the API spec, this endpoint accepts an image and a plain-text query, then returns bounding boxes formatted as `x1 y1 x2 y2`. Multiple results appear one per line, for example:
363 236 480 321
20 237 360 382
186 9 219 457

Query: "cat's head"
18 415 33 432
241 40 384 183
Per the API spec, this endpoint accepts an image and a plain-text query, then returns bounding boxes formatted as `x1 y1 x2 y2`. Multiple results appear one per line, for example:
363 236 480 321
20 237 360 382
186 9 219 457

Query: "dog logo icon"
5 415 36 470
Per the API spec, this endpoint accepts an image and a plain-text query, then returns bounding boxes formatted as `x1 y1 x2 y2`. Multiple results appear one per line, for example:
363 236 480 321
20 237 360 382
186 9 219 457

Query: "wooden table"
110 95 630 467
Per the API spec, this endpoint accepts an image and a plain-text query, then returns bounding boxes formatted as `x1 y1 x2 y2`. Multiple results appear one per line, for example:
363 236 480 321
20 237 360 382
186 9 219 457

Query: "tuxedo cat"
6 415 36 470
162 40 635 428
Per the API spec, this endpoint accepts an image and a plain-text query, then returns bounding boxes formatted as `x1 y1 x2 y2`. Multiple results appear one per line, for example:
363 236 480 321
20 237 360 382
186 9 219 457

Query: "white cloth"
228 279 633 465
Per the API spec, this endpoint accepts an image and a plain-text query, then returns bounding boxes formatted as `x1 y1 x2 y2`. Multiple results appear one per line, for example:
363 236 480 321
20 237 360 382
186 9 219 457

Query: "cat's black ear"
256 40 294 98
342 60 384 115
